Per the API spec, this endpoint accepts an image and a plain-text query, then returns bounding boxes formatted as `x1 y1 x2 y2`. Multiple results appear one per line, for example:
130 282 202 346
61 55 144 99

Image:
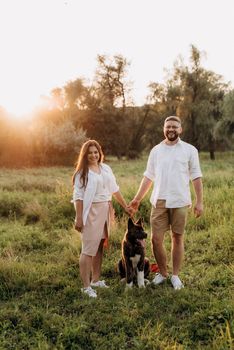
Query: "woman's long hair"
72 140 104 188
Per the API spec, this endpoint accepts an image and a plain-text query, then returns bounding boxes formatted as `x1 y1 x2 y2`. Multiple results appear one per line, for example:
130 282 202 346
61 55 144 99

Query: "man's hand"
194 202 203 218
127 198 141 215
192 178 203 218
125 206 135 217
127 177 152 216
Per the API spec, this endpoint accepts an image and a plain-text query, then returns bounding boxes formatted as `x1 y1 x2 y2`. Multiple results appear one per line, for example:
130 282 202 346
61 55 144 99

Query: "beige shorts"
150 200 188 235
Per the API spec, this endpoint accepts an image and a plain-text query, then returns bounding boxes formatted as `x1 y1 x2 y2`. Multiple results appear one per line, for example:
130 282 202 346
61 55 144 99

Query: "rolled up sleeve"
189 148 202 180
109 168 120 193
73 173 85 202
143 149 156 181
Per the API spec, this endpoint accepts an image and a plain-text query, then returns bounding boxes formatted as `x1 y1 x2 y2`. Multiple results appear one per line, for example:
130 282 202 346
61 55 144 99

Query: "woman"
72 140 131 298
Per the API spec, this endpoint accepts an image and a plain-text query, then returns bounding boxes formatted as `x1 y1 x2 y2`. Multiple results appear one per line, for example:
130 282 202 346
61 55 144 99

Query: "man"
129 116 203 290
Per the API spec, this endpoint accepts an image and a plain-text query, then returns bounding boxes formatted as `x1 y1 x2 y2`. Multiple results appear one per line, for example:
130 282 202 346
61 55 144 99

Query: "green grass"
0 153 233 349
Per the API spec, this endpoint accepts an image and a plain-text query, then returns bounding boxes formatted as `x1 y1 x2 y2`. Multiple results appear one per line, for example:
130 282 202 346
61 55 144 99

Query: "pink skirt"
81 202 111 256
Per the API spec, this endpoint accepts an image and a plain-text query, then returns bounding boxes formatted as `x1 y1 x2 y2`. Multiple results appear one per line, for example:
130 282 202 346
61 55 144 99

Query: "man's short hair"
164 116 181 124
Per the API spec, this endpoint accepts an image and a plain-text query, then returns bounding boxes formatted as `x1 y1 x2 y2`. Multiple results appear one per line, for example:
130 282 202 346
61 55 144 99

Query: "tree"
30 119 87 166
214 89 234 149
177 47 228 159
94 54 132 111
64 79 87 110
143 82 172 149
76 54 134 158
0 119 32 167
148 46 229 159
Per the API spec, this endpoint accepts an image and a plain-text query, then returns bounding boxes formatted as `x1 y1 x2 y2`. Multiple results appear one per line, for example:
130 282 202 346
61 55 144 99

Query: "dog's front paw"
137 270 145 288
125 281 133 291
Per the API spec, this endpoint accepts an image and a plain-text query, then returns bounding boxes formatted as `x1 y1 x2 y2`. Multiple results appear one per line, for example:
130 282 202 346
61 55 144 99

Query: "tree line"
0 45 233 167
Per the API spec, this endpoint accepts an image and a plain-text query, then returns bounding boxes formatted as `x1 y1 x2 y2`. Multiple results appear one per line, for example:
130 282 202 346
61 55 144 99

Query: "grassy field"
0 152 233 349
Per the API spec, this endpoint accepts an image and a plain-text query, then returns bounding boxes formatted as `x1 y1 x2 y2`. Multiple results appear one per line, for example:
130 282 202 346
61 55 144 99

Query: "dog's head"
126 217 147 242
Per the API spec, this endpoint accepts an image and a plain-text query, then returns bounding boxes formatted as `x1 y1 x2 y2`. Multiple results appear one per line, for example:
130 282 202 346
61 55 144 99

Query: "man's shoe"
81 286 97 298
171 275 184 290
152 273 167 285
90 280 109 288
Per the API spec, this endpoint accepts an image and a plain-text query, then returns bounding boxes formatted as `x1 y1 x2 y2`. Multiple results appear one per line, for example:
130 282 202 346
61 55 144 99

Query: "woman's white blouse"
92 169 110 202
72 163 119 225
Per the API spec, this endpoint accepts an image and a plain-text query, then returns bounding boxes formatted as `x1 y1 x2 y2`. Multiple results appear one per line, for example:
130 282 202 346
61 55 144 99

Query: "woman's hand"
74 200 83 231
128 198 140 212
74 217 83 232
125 206 135 217
113 191 134 217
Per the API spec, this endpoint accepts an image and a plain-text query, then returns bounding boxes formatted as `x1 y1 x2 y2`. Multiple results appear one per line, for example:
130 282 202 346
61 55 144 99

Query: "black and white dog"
118 217 150 288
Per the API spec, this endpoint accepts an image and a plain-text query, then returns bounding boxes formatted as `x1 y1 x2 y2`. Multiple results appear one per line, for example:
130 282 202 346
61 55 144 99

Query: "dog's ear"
136 217 143 226
128 217 135 229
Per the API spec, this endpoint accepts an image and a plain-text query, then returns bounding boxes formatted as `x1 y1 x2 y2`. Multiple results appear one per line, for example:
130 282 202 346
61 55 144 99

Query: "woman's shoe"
81 286 97 298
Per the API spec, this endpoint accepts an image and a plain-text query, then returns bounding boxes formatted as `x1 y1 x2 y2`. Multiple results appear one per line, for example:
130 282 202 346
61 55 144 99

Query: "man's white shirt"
144 138 202 208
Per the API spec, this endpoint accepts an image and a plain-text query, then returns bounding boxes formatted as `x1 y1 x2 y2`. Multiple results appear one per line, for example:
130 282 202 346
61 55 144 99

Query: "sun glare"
1 94 42 120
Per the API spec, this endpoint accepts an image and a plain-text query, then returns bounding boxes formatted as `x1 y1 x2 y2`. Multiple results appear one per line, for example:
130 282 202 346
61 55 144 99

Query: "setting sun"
0 92 41 119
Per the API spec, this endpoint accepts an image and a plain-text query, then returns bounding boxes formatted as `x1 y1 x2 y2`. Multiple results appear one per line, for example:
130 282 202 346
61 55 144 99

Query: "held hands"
126 198 141 217
124 206 135 217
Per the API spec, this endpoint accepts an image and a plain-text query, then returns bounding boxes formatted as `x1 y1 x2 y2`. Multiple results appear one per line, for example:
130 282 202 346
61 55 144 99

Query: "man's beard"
166 131 179 141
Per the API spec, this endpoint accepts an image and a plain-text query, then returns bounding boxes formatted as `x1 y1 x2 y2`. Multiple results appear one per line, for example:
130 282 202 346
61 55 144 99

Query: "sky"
0 0 234 118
